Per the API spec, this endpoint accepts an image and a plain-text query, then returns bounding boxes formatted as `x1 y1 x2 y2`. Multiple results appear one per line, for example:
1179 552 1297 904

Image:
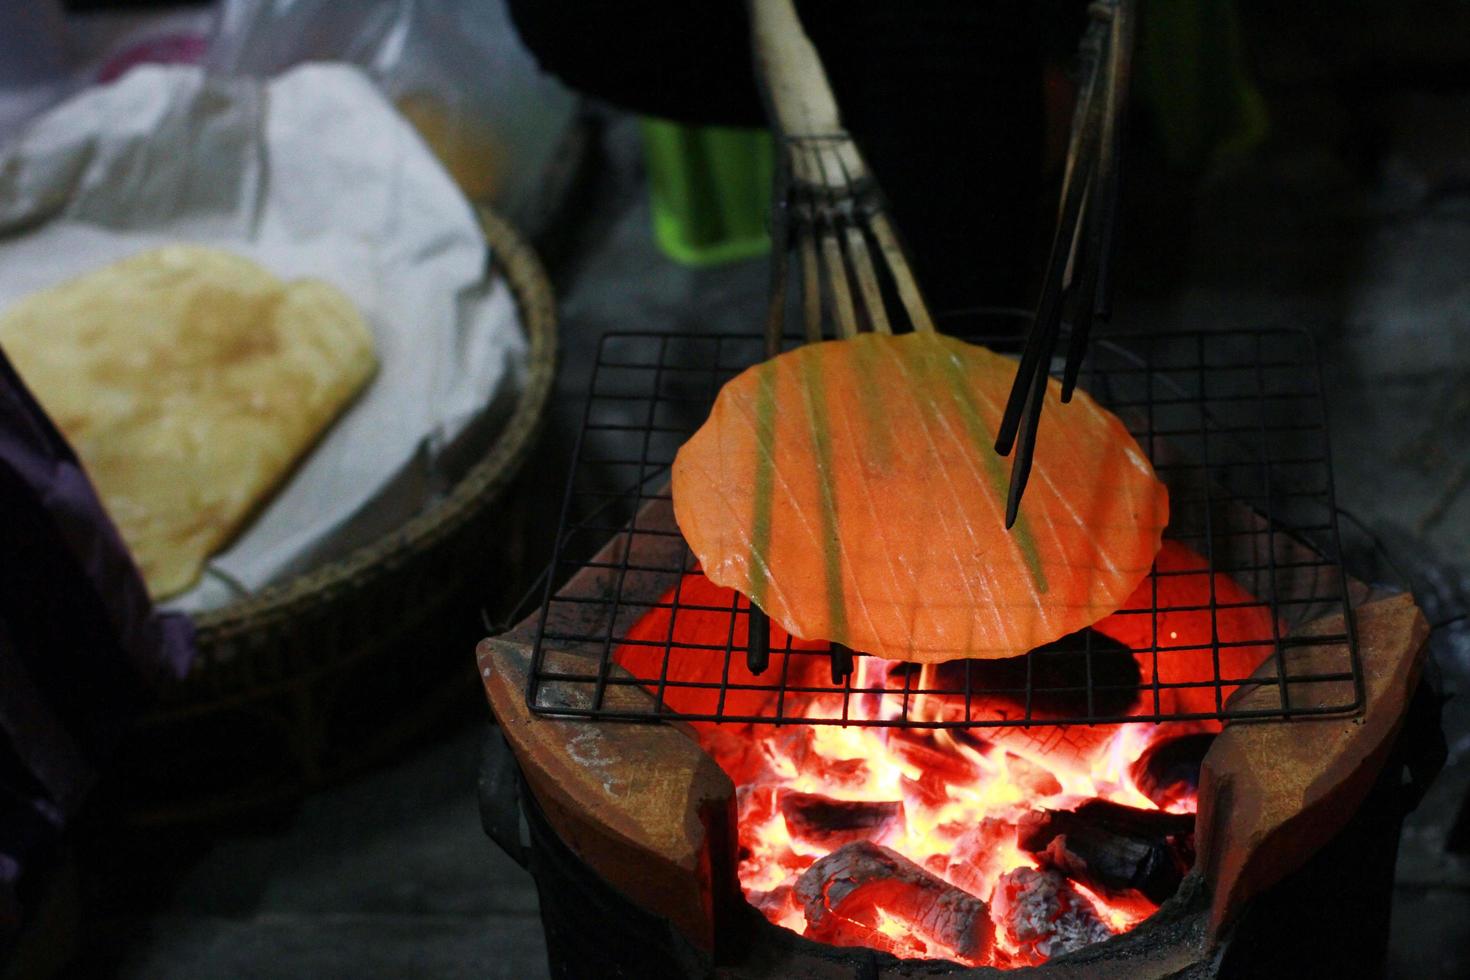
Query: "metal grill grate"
527 329 1363 728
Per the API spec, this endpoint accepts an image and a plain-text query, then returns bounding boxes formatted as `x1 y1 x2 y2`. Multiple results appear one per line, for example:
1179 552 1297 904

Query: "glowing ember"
710 662 1196 968
614 547 1275 968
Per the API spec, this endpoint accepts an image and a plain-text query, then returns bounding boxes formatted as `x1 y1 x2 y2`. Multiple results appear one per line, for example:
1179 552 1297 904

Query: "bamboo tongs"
749 0 937 353
995 0 1138 528
743 0 938 680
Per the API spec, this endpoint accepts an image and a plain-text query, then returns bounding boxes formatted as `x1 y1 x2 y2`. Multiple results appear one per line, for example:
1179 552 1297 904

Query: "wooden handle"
748 0 843 138
748 0 869 189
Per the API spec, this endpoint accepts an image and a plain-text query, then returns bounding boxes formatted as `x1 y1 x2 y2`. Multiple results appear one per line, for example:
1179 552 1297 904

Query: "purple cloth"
0 347 194 947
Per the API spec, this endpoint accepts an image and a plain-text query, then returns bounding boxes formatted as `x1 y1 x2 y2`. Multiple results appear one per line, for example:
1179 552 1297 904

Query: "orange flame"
699 655 1210 967
614 546 1276 967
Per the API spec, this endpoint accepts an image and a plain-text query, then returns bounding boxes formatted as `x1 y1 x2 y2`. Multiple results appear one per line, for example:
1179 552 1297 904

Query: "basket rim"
188 205 557 650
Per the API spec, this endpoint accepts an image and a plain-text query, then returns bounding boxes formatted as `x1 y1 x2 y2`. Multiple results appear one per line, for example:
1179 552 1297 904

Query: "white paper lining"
0 62 527 613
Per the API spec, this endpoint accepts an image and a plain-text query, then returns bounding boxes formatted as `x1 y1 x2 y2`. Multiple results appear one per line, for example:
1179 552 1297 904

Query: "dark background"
7 1 1470 977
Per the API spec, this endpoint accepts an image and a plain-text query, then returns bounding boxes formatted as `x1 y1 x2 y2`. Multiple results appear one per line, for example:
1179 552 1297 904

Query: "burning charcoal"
931 629 1141 718
823 757 870 787
1005 753 1063 798
779 792 905 849
900 772 951 811
795 841 995 965
889 729 982 783
756 727 870 791
887 731 982 808
1018 800 1196 904
749 883 800 925
994 867 1113 965
736 784 780 835
1128 732 1214 811
765 725 817 772
938 818 1017 900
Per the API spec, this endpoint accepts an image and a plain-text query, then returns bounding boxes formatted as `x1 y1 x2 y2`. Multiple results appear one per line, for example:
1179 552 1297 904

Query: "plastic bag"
0 3 215 147
207 0 577 222
0 347 192 946
0 1 74 141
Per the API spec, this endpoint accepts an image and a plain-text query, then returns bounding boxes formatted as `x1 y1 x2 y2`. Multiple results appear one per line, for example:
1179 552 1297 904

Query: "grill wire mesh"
527 329 1363 728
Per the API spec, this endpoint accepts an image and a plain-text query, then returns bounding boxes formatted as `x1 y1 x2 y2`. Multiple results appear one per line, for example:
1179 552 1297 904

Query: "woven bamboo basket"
114 207 557 823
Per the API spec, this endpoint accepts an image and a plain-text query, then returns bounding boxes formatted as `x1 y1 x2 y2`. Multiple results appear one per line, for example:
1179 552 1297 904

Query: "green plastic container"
1136 0 1269 171
640 118 774 267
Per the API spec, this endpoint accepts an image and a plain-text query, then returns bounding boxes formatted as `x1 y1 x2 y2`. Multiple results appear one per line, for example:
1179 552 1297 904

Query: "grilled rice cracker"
673 332 1168 662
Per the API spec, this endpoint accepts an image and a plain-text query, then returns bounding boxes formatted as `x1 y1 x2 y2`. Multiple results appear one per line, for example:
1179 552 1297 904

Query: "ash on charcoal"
795 841 994 964
994 867 1113 964
779 792 905 849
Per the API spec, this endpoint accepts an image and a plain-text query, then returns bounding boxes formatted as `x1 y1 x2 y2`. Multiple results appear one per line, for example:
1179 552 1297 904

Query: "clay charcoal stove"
478 329 1440 978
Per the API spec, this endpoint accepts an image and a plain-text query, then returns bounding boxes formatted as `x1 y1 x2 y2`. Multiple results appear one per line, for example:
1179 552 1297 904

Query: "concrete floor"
65 78 1470 979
